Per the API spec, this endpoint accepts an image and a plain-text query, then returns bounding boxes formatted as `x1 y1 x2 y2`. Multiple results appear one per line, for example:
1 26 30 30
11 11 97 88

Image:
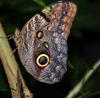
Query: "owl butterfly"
14 1 77 84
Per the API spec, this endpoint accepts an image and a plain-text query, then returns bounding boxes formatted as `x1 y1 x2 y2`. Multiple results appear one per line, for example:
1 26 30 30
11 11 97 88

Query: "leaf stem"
66 59 100 98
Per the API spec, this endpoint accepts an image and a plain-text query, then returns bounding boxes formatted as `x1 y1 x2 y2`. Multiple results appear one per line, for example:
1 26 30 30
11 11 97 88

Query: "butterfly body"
14 1 77 84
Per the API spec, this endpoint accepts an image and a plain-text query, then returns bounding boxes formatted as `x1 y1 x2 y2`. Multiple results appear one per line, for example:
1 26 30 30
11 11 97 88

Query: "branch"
0 22 33 98
66 59 100 98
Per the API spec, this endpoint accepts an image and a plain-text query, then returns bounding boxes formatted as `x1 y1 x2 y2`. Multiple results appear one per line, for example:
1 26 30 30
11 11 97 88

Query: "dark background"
0 0 100 98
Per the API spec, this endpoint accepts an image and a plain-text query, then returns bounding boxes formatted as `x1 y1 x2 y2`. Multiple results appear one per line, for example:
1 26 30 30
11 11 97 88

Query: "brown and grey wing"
15 1 77 84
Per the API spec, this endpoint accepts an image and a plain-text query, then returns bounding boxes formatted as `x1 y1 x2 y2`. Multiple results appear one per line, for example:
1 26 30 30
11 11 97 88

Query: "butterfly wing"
14 1 77 84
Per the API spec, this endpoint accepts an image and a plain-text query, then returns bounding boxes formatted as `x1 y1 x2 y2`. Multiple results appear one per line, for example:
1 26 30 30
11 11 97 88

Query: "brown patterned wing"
14 1 77 84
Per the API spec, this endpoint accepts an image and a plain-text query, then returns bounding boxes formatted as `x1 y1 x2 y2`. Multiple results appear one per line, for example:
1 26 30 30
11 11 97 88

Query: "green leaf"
32 0 50 11
67 60 75 69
